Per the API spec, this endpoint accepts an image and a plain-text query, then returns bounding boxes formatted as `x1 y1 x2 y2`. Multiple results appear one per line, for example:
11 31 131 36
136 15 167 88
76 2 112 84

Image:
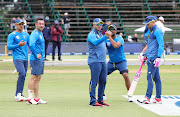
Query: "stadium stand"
0 0 180 43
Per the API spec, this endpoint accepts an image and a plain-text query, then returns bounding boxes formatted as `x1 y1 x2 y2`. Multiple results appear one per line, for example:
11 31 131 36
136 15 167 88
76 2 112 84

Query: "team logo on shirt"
23 35 25 39
16 35 20 39
107 41 111 46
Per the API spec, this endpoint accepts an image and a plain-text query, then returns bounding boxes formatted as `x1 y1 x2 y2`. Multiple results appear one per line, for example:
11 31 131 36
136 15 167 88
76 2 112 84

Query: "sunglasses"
96 23 103 26
109 27 116 31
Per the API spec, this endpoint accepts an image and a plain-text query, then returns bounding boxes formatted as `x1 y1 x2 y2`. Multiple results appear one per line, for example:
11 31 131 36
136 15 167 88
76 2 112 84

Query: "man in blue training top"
138 16 164 104
87 18 112 107
105 24 132 102
27 18 47 105
7 19 29 102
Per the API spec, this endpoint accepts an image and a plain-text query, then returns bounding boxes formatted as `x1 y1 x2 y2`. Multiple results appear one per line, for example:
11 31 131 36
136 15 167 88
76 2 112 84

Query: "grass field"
0 55 180 117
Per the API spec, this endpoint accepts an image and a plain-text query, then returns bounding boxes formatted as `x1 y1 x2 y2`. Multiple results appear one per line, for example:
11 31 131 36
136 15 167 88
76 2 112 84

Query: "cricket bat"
127 60 145 97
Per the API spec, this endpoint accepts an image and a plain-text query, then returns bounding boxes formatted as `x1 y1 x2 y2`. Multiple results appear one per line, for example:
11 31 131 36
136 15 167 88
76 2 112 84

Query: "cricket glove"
154 58 161 67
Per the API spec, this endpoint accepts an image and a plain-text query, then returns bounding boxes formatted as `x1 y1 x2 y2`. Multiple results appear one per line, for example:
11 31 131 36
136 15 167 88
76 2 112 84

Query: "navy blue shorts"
107 61 128 75
30 60 44 76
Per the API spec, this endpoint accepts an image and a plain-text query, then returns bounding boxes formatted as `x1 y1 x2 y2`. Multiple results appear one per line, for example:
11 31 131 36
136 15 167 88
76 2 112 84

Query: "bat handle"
139 61 145 71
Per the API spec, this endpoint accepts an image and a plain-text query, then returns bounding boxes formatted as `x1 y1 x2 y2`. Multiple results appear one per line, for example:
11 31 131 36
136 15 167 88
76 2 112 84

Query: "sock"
28 89 33 99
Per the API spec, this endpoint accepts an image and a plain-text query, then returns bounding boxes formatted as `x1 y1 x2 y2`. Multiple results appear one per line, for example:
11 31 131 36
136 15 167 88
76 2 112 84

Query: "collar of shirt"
92 28 102 35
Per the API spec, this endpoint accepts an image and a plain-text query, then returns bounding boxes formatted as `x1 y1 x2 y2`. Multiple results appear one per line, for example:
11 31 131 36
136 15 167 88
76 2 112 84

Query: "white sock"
28 89 33 99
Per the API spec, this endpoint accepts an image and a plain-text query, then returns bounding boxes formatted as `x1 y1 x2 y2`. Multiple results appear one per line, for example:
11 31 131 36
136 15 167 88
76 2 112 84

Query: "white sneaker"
38 99 47 104
21 95 27 101
26 98 38 105
137 96 151 104
128 96 133 102
15 93 24 102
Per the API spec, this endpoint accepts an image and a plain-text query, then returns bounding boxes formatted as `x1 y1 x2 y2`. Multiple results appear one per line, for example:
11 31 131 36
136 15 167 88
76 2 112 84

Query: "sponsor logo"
40 35 42 39
123 95 180 116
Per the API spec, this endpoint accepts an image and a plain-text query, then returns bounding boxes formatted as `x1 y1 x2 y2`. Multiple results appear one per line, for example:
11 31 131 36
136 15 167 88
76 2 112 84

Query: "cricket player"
7 19 29 101
105 24 132 102
27 18 47 105
87 18 111 107
138 16 164 104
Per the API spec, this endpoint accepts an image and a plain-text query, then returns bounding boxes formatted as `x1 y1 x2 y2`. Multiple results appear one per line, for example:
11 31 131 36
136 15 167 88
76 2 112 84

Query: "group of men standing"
87 16 164 106
7 15 164 106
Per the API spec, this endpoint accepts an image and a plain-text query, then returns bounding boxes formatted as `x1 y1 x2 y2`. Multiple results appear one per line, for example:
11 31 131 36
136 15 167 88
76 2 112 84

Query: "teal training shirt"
87 29 107 64
106 35 126 63
29 29 45 61
7 31 29 60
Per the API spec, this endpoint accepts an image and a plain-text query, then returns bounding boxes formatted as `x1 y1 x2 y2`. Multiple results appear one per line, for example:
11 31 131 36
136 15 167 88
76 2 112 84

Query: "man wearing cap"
105 24 132 102
7 19 29 101
51 20 63 61
62 12 70 36
137 16 164 104
87 18 112 107
42 19 51 61
102 19 112 35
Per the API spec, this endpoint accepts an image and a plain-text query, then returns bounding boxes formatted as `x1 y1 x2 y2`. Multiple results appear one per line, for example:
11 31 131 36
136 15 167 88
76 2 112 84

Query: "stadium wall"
0 42 143 55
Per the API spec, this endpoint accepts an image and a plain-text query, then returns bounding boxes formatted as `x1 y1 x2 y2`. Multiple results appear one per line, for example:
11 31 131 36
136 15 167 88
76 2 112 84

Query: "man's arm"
87 34 107 46
108 36 121 49
29 34 39 58
7 34 19 50
51 27 60 35
154 29 164 58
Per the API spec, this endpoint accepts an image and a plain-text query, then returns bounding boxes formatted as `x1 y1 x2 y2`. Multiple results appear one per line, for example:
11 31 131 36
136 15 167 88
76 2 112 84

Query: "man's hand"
18 40 26 47
37 53 42 59
138 53 146 62
154 58 161 67
105 30 112 38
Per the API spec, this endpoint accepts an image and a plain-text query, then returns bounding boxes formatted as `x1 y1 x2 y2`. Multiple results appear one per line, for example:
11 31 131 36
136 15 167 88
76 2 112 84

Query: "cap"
93 18 104 24
108 24 117 30
54 20 59 24
159 16 164 22
16 19 24 24
143 16 155 24
44 19 49 22
106 19 112 22
154 16 158 21
64 12 68 15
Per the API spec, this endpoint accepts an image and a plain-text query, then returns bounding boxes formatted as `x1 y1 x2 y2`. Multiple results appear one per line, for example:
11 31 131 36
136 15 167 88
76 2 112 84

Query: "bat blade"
127 71 142 97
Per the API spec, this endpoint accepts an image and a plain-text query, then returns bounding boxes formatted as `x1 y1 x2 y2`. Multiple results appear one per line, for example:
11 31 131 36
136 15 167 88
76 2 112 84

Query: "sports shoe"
98 101 109 107
21 95 27 101
137 96 151 104
153 97 162 104
128 96 133 102
89 102 103 107
26 98 38 105
37 99 47 104
15 93 25 102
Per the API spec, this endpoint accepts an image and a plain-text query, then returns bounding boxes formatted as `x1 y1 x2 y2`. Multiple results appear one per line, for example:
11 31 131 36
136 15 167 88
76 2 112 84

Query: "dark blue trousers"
146 58 162 99
13 59 28 96
89 62 107 105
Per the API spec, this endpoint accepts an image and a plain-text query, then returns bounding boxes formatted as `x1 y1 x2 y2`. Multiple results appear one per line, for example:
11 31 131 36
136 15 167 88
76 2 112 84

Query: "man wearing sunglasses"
137 16 164 104
87 18 112 107
7 19 30 102
105 24 132 102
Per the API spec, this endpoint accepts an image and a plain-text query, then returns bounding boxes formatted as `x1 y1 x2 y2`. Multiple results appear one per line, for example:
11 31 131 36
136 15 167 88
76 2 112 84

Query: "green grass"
0 61 180 117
